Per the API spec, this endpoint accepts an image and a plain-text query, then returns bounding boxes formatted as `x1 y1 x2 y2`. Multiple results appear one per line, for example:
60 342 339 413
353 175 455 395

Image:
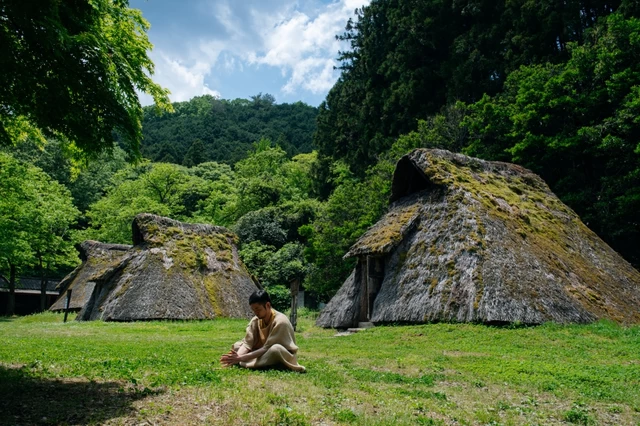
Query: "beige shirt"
241 309 299 354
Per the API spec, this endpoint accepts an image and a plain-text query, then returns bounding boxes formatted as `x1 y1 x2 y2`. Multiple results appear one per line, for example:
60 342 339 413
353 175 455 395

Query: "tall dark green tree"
315 0 628 174
464 12 640 266
182 139 207 167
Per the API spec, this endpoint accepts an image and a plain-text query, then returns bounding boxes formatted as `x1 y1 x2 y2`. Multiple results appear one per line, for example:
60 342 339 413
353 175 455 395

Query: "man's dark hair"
249 289 271 305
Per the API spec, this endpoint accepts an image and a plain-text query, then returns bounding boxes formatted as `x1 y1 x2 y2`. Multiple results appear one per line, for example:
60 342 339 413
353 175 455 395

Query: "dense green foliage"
463 12 640 266
79 141 319 298
3 139 129 216
0 154 79 314
0 0 171 157
316 0 639 171
80 162 209 243
140 94 318 165
1 314 639 424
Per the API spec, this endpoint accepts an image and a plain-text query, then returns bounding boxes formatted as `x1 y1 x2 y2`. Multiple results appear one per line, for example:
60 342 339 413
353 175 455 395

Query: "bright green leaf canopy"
0 0 171 156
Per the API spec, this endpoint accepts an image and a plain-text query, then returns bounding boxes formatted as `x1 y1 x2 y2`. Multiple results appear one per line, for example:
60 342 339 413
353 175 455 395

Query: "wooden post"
63 289 72 323
366 256 371 320
290 278 299 331
365 256 384 323
358 259 368 323
357 256 385 324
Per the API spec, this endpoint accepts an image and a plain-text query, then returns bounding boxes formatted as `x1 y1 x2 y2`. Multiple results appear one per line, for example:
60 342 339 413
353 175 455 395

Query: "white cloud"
249 0 370 94
136 0 370 105
141 51 221 105
282 57 336 94
213 2 249 43
221 53 243 72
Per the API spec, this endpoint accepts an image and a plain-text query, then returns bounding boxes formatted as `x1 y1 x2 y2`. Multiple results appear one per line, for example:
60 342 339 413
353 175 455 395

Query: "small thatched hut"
317 149 640 328
50 240 132 312
51 214 258 321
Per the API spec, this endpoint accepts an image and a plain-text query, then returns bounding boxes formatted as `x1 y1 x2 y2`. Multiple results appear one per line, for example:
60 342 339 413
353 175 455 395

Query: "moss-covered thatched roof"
51 214 258 321
50 240 132 312
318 149 640 327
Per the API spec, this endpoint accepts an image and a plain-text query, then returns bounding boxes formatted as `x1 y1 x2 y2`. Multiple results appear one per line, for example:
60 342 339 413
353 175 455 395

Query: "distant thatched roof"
51 214 258 321
0 277 60 292
318 149 640 327
50 241 131 311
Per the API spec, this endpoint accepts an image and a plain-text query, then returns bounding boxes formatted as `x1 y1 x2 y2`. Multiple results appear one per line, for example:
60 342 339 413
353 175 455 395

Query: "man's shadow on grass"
0 365 160 425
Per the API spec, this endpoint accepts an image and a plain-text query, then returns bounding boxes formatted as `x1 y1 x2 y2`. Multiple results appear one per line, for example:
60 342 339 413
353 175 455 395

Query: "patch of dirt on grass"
104 388 235 426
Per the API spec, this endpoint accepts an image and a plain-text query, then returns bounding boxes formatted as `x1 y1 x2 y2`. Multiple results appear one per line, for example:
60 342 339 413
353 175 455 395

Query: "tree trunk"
39 256 47 312
7 263 16 316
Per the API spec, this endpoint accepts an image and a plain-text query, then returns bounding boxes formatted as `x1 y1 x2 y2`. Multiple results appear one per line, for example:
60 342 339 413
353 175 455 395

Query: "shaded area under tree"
0 365 159 425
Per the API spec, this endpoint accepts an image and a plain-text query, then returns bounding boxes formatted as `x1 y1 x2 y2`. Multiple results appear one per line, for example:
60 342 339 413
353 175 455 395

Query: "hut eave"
344 193 424 259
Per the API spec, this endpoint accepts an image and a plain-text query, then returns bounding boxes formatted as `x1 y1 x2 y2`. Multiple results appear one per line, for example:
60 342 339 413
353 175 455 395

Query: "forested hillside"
140 94 318 165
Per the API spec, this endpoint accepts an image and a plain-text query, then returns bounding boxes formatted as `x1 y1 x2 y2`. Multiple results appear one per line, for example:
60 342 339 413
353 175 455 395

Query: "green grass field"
0 312 639 425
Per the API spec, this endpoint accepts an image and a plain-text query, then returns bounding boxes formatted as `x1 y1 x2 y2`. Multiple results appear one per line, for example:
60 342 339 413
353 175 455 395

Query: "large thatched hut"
51 214 258 321
317 149 640 328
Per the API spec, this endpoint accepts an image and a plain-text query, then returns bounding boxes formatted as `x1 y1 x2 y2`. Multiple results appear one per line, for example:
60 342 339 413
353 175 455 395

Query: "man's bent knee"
268 344 287 353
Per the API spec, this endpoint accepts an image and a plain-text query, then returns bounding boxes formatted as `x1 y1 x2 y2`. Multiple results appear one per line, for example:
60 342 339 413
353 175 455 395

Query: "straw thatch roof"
317 149 640 327
51 214 258 321
50 240 131 311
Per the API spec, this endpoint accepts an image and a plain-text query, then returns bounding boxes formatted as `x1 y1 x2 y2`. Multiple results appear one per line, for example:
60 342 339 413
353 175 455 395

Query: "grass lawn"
0 311 639 425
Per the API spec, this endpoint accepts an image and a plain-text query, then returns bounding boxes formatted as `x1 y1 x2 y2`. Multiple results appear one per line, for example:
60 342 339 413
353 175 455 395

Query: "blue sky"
131 0 370 107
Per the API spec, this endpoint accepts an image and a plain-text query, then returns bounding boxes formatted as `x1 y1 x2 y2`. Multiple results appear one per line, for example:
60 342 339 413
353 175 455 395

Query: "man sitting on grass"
220 290 305 372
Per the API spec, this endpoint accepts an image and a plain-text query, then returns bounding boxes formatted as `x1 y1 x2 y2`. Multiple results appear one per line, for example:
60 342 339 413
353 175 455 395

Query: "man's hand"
220 349 242 367
220 346 268 367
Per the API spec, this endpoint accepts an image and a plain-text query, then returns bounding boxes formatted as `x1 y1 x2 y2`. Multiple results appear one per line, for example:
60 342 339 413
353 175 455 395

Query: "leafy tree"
264 242 309 287
0 0 171 156
2 138 74 186
250 93 276 107
463 12 640 266
0 155 33 315
235 209 288 248
182 139 207 167
189 161 235 182
0 153 79 315
233 199 321 250
411 103 471 153
29 193 80 311
82 162 206 243
264 285 291 312
68 147 129 214
190 163 238 226
3 138 130 216
225 141 295 222
280 152 319 200
239 241 308 310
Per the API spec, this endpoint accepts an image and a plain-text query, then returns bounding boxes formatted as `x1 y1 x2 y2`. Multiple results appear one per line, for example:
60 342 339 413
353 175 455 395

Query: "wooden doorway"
358 255 384 322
